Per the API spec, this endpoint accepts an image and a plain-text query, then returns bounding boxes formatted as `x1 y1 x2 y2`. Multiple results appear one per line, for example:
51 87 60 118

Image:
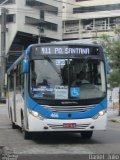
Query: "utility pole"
38 9 45 44
38 21 45 44
118 87 120 116
0 7 7 98
38 26 42 44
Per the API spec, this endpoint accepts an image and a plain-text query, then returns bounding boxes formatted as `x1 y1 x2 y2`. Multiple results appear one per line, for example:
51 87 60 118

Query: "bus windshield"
30 58 106 100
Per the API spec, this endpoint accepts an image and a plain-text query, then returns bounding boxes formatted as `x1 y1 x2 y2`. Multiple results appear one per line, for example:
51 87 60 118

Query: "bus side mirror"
22 59 29 73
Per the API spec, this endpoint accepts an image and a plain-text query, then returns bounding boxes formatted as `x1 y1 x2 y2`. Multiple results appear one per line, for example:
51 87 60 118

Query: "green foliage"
109 71 120 88
99 27 120 88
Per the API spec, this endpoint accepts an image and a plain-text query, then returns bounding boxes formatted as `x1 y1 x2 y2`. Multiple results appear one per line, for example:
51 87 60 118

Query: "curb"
0 103 7 107
111 119 120 123
0 102 6 104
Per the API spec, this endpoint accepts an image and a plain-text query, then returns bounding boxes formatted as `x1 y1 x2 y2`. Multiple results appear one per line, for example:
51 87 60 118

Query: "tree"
109 71 120 88
98 28 120 88
98 27 120 116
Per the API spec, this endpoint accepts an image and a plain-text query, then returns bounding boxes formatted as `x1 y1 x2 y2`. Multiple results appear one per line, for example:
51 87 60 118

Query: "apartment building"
0 0 62 93
63 0 120 40
0 0 62 56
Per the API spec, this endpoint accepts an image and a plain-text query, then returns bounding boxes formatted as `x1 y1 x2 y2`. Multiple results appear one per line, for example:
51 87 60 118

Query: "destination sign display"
41 46 90 55
34 45 99 56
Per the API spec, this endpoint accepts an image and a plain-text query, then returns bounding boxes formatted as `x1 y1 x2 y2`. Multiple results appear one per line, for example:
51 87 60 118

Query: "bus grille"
43 105 94 112
47 123 90 130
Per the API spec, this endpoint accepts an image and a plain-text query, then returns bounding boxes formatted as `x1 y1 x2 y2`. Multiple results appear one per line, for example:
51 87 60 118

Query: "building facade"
0 0 62 95
63 0 120 40
0 0 62 56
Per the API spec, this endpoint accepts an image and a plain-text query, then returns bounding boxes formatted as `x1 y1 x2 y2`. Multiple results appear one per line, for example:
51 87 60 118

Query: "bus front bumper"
27 113 107 132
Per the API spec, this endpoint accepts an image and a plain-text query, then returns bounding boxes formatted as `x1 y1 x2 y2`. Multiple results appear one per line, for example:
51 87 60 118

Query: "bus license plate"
63 123 76 128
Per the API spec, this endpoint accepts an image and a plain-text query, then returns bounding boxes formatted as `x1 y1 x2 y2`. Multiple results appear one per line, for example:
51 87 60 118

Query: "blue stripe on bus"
25 45 33 56
27 96 107 119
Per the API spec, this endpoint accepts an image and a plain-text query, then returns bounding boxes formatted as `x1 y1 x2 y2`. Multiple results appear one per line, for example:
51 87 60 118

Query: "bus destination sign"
34 45 100 56
40 46 90 55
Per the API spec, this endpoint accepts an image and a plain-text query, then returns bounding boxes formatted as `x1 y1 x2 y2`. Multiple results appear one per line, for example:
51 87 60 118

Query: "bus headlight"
29 110 44 120
93 109 107 119
99 110 105 116
98 109 107 116
31 111 39 117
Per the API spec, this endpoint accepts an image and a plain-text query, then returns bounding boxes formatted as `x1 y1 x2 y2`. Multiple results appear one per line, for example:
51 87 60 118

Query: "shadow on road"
26 132 99 145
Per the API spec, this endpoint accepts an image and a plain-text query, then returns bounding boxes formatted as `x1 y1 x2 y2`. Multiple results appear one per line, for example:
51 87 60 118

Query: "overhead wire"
0 7 83 20
0 0 101 13
6 7 117 21
53 0 82 6
1 7 117 16
0 0 115 15
0 6 93 14
0 0 82 7
0 2 117 20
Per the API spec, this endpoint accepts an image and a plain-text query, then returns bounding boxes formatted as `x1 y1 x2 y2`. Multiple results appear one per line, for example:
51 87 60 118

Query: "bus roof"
7 42 103 74
29 42 101 48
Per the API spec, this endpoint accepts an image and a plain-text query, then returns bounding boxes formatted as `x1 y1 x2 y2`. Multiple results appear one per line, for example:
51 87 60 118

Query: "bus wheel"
23 130 30 140
21 117 30 140
10 109 17 129
81 131 93 139
12 122 17 129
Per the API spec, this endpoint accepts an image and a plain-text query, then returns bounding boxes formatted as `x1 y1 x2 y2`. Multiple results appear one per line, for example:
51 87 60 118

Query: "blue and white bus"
7 42 107 139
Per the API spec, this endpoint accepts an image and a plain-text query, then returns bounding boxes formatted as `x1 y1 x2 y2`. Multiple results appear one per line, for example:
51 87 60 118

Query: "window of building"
0 0 15 4
0 14 16 24
81 16 120 32
25 16 40 26
73 3 120 13
6 0 15 4
110 17 120 28
45 22 58 31
76 0 91 1
25 16 58 32
40 10 44 20
64 20 79 33
7 14 16 23
26 0 58 15
0 0 5 4
82 18 109 31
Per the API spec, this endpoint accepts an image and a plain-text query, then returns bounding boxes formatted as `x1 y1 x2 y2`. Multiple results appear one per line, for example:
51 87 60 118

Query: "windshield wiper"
44 56 62 80
79 57 91 73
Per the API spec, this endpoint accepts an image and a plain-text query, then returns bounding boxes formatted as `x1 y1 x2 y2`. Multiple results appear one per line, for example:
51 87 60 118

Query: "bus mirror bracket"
22 59 29 73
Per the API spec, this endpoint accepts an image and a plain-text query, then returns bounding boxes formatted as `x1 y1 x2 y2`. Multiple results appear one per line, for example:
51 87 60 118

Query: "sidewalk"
108 108 120 123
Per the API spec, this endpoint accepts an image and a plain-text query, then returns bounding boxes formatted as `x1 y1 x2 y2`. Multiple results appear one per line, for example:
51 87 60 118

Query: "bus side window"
21 72 24 97
9 71 14 91
30 60 37 86
16 63 24 93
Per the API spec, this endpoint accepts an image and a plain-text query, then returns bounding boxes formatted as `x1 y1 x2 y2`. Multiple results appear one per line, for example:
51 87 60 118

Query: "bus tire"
12 122 17 129
10 108 17 129
23 130 31 140
21 115 31 140
81 131 93 139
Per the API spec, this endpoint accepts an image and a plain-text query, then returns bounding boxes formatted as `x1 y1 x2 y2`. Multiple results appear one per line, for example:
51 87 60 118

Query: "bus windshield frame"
29 57 106 104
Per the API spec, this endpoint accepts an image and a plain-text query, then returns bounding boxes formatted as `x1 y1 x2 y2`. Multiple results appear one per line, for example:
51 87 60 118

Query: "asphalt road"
0 104 120 160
